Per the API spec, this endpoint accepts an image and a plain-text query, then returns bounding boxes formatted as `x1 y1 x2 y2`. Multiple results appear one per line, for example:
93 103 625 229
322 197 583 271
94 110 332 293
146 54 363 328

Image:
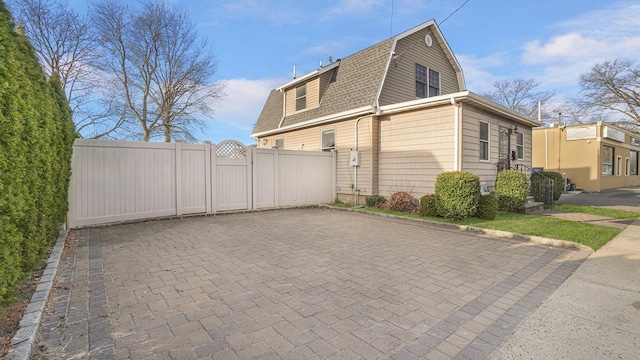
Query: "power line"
440 0 471 25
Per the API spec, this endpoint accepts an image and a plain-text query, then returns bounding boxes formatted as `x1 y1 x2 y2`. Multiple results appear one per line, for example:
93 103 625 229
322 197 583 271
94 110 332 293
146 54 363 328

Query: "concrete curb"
7 229 69 360
325 205 595 253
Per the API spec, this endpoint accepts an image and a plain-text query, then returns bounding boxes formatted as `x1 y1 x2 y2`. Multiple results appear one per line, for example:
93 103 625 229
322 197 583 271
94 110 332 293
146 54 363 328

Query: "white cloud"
516 2 640 96
211 77 287 132
456 54 503 93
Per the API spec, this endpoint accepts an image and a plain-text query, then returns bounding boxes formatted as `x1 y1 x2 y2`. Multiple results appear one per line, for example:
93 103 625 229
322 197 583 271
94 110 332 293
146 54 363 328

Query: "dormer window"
295 84 307 111
415 64 440 98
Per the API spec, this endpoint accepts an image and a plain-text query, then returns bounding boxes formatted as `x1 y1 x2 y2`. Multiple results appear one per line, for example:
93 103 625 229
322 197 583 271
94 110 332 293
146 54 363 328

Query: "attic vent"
425 34 432 47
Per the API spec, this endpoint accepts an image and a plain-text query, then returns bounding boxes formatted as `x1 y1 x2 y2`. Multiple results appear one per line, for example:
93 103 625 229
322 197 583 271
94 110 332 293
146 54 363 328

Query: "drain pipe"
353 115 369 206
451 97 460 171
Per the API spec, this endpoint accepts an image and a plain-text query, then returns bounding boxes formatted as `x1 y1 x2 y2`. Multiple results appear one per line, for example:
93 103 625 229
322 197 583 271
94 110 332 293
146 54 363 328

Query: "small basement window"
321 129 335 151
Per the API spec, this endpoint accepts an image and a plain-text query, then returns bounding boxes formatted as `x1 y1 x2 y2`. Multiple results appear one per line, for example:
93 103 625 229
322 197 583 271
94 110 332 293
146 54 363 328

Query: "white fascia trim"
251 106 374 138
464 92 542 127
374 38 399 114
277 70 319 91
379 91 469 114
378 91 542 127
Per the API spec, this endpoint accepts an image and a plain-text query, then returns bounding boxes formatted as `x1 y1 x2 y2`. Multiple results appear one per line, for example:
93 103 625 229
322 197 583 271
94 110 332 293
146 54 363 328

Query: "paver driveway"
37 208 588 359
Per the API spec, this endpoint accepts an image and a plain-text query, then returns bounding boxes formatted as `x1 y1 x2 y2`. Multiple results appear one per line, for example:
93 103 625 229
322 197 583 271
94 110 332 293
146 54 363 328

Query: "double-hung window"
415 64 440 98
295 84 306 111
516 133 524 160
631 151 638 175
479 121 489 161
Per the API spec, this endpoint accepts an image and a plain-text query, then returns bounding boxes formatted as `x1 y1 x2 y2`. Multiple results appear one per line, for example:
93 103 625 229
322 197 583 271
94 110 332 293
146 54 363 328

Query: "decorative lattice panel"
216 141 247 159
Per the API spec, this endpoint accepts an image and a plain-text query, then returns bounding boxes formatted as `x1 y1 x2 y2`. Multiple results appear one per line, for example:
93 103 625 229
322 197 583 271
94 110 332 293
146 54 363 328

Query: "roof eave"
251 105 374 138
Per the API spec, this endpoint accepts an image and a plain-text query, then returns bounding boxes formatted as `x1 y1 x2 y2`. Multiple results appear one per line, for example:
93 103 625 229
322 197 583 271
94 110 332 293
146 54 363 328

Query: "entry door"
498 126 511 171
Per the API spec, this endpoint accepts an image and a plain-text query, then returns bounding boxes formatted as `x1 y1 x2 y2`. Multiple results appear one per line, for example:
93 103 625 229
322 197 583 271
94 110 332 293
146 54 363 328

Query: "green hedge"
365 196 386 208
0 3 75 304
495 170 528 211
530 171 564 203
434 171 480 220
419 194 437 217
476 194 498 220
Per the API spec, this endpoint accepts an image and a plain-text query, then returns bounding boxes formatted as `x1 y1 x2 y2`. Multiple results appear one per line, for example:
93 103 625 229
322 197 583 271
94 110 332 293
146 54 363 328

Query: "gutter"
252 105 374 138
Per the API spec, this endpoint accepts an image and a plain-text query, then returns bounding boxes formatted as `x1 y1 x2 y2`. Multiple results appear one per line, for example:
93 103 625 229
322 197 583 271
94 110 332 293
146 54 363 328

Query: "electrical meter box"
350 150 360 167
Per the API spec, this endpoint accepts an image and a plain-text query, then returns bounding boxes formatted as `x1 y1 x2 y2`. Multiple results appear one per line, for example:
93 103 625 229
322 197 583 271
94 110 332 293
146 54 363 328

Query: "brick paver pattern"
36 208 587 359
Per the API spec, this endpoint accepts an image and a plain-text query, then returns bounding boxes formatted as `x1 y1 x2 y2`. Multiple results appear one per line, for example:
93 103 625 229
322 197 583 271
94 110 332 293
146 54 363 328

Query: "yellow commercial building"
533 122 640 192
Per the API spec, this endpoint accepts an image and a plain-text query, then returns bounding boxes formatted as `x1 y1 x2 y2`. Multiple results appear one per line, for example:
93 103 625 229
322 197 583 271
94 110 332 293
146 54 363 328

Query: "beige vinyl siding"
461 104 532 189
378 105 454 196
284 77 321 116
256 117 375 197
379 28 461 106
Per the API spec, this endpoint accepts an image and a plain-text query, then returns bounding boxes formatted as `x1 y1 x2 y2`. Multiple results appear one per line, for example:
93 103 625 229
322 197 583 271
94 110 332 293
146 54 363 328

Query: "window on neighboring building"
479 121 489 161
516 132 524 160
617 156 622 176
602 146 614 175
321 129 335 151
415 64 440 98
295 84 306 111
274 138 284 149
626 158 630 176
631 151 638 175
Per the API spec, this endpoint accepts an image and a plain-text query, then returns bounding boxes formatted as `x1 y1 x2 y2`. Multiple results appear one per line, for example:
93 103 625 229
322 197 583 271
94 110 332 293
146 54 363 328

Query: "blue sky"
70 0 640 144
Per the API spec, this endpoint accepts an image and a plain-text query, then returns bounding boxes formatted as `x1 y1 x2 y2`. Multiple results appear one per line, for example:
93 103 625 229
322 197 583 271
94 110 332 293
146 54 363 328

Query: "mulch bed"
0 230 77 359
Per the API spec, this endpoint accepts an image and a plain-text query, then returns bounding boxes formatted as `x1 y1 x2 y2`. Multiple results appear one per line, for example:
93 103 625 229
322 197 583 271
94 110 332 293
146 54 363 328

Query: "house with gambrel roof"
252 20 540 204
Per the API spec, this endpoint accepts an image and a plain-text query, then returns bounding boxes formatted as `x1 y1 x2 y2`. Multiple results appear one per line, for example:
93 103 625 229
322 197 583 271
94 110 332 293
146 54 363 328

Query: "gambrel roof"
252 20 466 137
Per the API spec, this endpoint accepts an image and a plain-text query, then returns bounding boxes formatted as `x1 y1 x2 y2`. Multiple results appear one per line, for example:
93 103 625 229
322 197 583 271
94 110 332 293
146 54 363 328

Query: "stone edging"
7 229 68 360
324 205 594 253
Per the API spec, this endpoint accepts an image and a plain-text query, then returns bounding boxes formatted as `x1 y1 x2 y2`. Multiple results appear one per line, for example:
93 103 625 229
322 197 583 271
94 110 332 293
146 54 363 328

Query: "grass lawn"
551 204 640 220
332 203 631 251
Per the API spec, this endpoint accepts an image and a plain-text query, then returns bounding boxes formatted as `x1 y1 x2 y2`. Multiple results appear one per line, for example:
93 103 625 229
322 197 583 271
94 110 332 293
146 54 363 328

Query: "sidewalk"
490 217 640 359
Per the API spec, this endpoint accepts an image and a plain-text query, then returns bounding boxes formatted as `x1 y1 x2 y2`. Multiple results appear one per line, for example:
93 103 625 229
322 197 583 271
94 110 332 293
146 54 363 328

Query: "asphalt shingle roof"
252 38 394 135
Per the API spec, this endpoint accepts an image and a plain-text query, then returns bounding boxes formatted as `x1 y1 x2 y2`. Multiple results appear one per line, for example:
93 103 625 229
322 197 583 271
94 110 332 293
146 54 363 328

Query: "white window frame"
602 146 614 176
617 156 622 176
625 157 630 176
295 84 306 111
479 121 490 162
321 129 335 151
415 64 440 99
516 132 524 160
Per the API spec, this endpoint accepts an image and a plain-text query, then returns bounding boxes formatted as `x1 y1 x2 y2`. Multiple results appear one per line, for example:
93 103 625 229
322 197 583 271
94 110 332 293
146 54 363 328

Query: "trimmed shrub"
365 196 386 208
530 171 564 203
381 192 418 213
419 194 437 217
476 194 498 220
0 3 75 304
495 170 528 211
434 171 480 220
543 171 564 201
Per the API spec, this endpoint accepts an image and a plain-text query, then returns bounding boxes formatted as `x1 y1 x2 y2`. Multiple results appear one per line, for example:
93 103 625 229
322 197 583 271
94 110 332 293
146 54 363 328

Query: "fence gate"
67 139 336 228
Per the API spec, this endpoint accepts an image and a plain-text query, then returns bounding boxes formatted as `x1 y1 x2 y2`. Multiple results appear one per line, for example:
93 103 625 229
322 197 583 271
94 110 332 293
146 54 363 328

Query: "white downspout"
545 130 548 169
451 97 460 171
354 115 368 205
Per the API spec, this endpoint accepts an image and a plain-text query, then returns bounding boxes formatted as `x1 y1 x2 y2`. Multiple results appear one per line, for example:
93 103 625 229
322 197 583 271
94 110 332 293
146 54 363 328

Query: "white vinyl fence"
67 139 336 228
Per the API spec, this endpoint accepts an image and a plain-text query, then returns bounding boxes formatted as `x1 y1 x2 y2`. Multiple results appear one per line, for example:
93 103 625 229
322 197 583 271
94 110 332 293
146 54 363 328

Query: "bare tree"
151 6 224 143
9 0 125 138
92 0 224 142
482 78 555 124
573 58 640 131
